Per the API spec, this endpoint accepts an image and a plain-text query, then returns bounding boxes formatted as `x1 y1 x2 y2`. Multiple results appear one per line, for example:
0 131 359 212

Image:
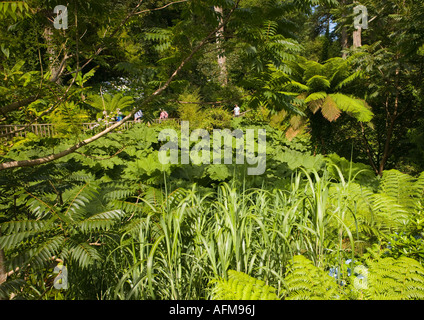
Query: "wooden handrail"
0 118 182 139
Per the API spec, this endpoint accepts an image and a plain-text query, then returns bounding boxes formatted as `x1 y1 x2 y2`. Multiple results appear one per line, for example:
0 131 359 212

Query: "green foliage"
177 90 205 129
293 56 373 123
362 256 424 300
2 0 424 302
283 255 346 300
0 181 127 279
88 92 134 121
281 254 424 300
0 1 30 21
210 270 279 300
383 233 424 264
48 101 91 137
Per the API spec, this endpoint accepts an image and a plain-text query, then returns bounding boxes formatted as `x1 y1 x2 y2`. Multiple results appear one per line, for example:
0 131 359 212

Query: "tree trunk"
353 26 362 48
0 231 7 299
43 27 66 84
340 0 349 59
214 6 228 86
341 26 349 58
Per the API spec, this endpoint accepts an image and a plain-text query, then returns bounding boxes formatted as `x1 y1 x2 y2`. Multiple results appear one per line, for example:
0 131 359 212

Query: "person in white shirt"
234 104 240 117
134 110 143 122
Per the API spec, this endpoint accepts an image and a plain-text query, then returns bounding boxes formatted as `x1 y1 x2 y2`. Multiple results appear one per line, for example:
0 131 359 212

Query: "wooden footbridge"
0 118 181 139
0 110 250 140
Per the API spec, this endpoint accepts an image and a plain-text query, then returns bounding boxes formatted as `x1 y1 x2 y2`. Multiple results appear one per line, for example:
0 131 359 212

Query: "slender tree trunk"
0 252 6 285
43 27 67 84
378 66 400 175
0 231 7 299
214 6 228 86
353 26 362 48
378 119 395 175
341 27 349 59
340 0 349 59
360 122 379 175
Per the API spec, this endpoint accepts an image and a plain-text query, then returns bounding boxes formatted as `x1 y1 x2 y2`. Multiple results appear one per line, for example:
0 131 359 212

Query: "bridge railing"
0 118 181 139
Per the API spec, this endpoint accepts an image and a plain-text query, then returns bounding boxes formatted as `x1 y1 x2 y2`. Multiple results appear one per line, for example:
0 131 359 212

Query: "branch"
0 1 241 171
359 122 379 175
135 0 188 15
75 145 127 161
0 96 39 116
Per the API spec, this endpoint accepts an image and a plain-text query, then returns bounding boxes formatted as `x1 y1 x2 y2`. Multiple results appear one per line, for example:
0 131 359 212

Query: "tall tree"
214 5 228 86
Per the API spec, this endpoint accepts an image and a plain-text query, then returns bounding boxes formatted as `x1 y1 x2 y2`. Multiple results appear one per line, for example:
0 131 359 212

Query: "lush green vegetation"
1 0 424 300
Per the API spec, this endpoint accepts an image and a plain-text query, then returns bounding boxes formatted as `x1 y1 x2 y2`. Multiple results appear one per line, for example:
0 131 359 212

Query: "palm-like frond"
89 93 135 115
0 182 131 277
279 55 373 139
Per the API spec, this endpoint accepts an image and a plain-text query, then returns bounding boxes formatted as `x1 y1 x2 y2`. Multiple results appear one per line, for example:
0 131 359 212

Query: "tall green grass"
112 167 370 299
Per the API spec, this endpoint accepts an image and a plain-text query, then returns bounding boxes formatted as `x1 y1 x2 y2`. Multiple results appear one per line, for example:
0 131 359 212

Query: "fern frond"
0 279 25 300
334 70 364 90
283 255 345 300
306 75 331 92
380 170 417 210
144 28 173 52
64 183 99 221
330 94 374 123
304 91 327 104
210 270 279 300
0 220 46 234
26 235 64 269
78 210 125 232
0 230 40 251
364 256 424 300
413 172 424 199
68 241 101 269
320 95 342 122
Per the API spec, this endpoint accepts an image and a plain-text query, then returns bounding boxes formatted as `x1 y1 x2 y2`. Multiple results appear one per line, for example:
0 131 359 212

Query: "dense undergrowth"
1 121 423 300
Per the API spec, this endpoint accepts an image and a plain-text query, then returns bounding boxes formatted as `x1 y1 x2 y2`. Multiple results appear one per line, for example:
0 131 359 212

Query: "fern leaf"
330 94 374 122
26 235 64 269
0 279 25 300
283 255 345 300
210 270 279 300
69 241 101 269
0 231 38 250
320 95 342 122
0 220 46 234
364 256 424 300
78 210 125 232
304 91 327 104
380 170 417 210
306 75 331 92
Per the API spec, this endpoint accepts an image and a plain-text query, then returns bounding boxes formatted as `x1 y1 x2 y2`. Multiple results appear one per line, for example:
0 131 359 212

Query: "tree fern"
280 56 373 139
210 270 279 300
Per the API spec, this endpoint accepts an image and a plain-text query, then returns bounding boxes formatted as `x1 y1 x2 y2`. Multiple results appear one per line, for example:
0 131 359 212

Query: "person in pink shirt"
159 109 168 120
